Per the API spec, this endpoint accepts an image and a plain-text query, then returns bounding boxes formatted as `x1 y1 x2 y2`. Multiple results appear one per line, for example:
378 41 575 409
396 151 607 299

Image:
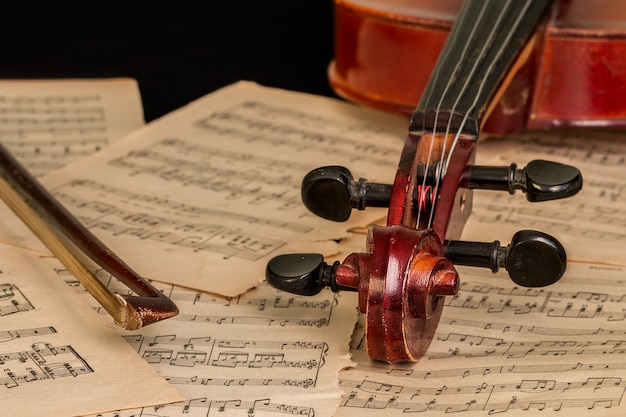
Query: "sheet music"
0 255 183 417
0 81 408 296
51 257 357 417
56 218 626 416
1 81 626 416
0 78 144 177
463 131 626 267
336 261 626 416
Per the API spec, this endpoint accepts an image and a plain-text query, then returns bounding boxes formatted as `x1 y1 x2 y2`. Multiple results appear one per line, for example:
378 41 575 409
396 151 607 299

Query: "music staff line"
55 176 312 232
427 332 626 360
0 110 106 125
356 360 626 381
0 94 103 106
195 110 400 167
439 316 625 337
445 284 626 322
508 133 626 167
476 195 626 227
476 212 626 246
231 99 403 139
51 183 291 262
340 376 625 414
0 327 57 343
350 330 626 361
165 375 318 388
0 126 108 141
122 334 328 352
108 140 303 210
97 396 315 417
119 334 327 388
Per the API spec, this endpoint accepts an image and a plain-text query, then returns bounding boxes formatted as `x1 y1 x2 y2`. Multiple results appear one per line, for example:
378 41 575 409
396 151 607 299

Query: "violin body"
329 0 626 134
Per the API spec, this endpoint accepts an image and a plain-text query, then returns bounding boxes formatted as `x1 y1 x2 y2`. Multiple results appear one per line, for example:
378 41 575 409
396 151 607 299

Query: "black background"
1 3 338 122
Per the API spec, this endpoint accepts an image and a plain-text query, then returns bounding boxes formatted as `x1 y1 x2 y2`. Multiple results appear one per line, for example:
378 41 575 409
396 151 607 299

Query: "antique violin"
328 0 626 134
266 0 583 363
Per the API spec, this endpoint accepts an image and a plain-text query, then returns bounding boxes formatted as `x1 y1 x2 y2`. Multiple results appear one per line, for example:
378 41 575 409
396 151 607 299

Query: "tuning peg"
443 230 566 287
265 253 343 296
301 166 392 222
468 160 582 202
301 160 582 223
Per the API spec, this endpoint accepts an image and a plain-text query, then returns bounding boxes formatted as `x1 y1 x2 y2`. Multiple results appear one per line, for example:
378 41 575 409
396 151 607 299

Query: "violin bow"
0 142 178 329
266 0 582 363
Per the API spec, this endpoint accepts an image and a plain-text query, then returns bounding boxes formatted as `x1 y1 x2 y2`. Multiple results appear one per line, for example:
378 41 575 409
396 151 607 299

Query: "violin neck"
409 0 552 136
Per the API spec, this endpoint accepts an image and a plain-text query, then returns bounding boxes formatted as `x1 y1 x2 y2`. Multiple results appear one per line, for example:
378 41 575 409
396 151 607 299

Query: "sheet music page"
0 81 409 296
0 255 184 417
50 258 358 417
337 261 626 416
0 78 144 177
462 131 626 267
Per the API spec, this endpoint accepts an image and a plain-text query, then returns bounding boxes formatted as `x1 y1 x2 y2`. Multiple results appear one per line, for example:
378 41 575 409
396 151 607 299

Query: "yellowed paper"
337 261 626 416
464 131 626 267
0 255 184 417
53 259 357 417
0 81 408 296
1 81 625 417
0 78 144 176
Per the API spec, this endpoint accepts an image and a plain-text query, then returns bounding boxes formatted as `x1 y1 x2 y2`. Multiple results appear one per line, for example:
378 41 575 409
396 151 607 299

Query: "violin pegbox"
266 141 581 362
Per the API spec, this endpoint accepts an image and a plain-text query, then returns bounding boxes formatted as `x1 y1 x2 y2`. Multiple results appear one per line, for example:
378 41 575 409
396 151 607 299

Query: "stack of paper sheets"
1 79 625 417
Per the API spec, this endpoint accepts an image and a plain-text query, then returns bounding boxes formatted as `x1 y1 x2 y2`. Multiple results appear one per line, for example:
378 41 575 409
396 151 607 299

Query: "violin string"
426 0 533 229
418 0 494 228
441 0 532 176
428 0 514 228
427 0 498 228
415 0 486 228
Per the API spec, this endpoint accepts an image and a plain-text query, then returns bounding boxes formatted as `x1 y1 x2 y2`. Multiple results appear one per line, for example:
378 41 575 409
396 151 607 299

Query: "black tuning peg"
443 230 566 287
267 230 567 296
265 253 343 296
468 160 582 202
301 166 392 222
301 160 582 223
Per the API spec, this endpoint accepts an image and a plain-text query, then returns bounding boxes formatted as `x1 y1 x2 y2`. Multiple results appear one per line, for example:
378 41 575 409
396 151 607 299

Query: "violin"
328 0 626 134
266 0 583 363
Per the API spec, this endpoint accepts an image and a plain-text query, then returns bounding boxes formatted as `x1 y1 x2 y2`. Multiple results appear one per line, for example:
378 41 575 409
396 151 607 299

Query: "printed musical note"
0 283 34 316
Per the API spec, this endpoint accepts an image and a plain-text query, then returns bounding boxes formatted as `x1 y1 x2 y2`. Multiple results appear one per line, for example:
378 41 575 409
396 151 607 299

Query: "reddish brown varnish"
329 0 626 134
327 0 567 363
